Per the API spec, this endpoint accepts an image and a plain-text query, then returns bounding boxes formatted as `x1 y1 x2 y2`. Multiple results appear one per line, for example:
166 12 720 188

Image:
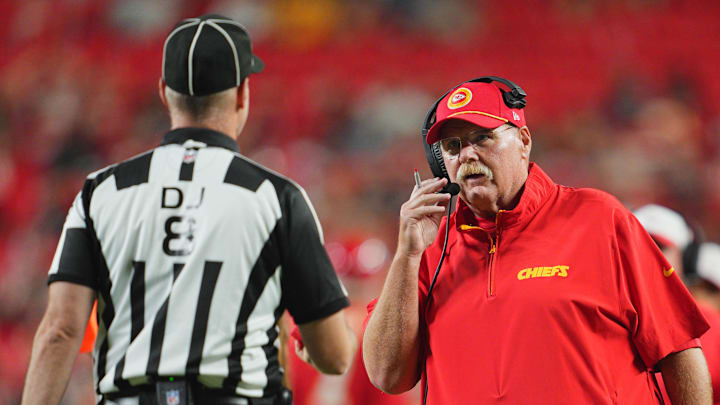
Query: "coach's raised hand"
362 177 449 394
398 177 451 258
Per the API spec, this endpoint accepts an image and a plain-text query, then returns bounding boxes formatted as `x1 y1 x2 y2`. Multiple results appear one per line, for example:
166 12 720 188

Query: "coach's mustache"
456 161 493 183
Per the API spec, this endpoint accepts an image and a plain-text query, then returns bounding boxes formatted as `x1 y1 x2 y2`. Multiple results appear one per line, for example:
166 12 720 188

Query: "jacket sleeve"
614 209 709 370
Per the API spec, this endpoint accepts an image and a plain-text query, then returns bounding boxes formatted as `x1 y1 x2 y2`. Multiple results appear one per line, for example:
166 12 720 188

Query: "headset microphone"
443 182 460 196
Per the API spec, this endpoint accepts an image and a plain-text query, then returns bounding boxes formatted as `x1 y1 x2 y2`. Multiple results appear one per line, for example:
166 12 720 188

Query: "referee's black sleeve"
47 191 99 289
279 186 349 324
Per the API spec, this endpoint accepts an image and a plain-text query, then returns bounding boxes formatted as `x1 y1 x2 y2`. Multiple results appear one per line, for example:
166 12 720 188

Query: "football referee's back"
22 14 356 405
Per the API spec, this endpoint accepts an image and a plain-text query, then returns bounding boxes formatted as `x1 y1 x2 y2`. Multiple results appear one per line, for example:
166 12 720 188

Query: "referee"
21 14 356 405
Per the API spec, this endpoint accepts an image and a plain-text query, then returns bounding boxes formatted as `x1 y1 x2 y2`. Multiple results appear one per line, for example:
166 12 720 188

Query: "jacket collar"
161 127 239 152
454 162 556 231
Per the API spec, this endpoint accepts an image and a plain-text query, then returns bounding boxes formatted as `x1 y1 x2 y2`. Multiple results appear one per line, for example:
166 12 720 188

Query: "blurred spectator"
696 243 720 312
634 205 720 405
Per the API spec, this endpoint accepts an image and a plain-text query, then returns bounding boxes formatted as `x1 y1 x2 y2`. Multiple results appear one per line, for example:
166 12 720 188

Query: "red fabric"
364 163 709 404
291 325 304 350
79 301 97 354
287 336 321 405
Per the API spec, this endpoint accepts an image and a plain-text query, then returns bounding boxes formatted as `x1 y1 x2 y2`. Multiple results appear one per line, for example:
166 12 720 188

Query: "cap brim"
251 55 264 73
425 115 508 144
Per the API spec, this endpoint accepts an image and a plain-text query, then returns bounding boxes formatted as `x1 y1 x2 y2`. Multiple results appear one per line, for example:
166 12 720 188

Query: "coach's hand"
398 177 451 257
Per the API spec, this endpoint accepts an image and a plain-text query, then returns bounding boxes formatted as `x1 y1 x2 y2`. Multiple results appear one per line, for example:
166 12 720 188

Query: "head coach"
362 77 712 404
22 14 356 405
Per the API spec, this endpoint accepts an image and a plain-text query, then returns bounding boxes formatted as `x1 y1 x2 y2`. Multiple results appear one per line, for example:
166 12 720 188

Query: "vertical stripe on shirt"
80 173 117 390
179 149 196 181
146 263 185 377
223 230 281 390
130 261 146 339
186 261 223 374
262 306 285 396
115 152 153 190
113 261 147 389
224 156 264 192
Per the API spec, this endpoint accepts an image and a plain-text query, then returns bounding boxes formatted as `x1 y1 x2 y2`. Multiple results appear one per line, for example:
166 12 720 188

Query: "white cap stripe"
207 18 250 32
206 21 240 87
187 21 207 96
208 18 254 67
161 20 200 82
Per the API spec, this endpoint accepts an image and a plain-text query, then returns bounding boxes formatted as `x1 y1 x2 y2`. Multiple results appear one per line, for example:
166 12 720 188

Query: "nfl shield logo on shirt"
166 389 180 405
183 149 198 164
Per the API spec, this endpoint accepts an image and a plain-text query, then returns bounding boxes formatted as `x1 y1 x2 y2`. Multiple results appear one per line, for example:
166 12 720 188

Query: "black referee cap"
162 14 264 97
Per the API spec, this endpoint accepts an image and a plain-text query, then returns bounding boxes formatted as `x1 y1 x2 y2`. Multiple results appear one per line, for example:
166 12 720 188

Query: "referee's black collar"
161 127 239 152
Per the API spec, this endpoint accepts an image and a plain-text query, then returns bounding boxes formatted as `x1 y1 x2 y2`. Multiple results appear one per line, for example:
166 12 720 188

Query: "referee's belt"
102 380 291 405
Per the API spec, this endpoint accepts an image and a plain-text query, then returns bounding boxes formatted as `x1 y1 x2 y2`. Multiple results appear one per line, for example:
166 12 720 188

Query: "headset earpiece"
501 88 527 109
480 76 527 109
422 130 448 179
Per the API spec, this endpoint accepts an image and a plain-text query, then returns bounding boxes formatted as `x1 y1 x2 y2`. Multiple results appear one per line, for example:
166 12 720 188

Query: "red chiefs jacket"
368 163 708 404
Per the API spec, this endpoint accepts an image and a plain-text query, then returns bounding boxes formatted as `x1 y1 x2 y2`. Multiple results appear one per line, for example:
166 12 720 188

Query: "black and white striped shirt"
48 127 349 398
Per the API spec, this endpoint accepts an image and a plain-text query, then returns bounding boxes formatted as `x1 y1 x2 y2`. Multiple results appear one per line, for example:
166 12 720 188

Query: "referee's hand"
294 311 356 375
291 325 314 366
294 341 314 367
398 177 451 258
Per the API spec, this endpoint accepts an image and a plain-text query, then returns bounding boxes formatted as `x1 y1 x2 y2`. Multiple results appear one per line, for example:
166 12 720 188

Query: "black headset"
419 76 527 405
421 76 527 194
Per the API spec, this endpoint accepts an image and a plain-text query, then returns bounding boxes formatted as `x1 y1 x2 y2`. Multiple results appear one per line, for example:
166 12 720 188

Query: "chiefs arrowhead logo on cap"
447 87 473 110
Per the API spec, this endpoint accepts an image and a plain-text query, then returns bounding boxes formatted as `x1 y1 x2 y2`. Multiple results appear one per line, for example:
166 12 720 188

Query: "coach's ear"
158 78 169 108
519 126 532 160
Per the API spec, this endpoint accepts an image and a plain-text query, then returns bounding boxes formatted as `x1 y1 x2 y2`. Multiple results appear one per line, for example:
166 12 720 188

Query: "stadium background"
1 0 720 404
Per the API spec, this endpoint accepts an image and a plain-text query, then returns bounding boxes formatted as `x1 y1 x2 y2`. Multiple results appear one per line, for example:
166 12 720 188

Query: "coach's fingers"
405 205 447 218
405 192 451 210
437 193 453 210
411 177 447 197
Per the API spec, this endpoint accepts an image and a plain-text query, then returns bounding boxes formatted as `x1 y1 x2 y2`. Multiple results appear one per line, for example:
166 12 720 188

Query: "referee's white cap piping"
162 14 264 97
187 21 206 96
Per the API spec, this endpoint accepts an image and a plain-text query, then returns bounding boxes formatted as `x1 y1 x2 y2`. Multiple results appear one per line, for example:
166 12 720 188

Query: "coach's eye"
440 137 462 156
470 134 489 144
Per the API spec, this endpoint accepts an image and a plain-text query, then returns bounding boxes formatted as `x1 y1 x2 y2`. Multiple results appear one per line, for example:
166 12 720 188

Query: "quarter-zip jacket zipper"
459 211 504 296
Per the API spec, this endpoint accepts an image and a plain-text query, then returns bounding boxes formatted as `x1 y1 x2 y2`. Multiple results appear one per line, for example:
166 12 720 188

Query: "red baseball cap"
425 82 527 144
